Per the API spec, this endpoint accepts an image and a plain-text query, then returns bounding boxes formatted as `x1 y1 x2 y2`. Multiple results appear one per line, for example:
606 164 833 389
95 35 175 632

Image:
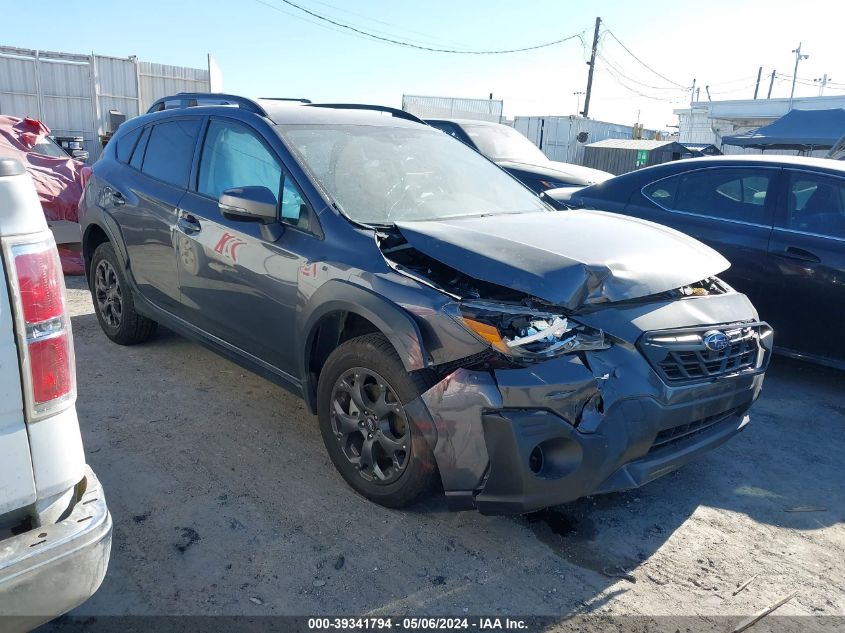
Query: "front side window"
658 168 773 224
141 119 201 188
280 124 548 225
784 171 845 239
198 120 282 202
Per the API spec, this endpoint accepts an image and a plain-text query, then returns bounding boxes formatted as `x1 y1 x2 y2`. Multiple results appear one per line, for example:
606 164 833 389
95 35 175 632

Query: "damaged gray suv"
79 93 772 514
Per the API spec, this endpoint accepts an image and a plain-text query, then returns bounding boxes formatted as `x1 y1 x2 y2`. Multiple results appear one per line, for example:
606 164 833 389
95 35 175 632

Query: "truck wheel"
90 242 157 345
317 333 438 508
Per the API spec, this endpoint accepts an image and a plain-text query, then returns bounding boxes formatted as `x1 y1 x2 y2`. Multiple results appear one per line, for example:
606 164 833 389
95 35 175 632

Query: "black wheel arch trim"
299 279 430 413
82 212 130 277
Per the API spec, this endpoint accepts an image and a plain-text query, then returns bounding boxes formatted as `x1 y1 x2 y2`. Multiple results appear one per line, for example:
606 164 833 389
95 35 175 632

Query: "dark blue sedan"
548 155 845 369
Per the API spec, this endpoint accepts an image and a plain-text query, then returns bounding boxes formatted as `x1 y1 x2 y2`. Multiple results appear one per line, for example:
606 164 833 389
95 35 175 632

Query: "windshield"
280 124 548 224
462 123 549 164
32 137 70 159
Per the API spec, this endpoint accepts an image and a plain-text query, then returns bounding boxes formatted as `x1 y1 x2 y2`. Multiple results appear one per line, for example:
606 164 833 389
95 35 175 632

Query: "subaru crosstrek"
79 93 772 514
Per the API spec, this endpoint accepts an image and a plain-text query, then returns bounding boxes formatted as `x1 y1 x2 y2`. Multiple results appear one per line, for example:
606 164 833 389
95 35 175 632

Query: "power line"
598 65 686 103
300 0 467 48
597 48 685 91
257 0 584 54
602 28 687 88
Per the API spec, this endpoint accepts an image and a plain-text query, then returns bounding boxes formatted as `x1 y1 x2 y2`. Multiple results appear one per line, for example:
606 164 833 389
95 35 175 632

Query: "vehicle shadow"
59 306 844 620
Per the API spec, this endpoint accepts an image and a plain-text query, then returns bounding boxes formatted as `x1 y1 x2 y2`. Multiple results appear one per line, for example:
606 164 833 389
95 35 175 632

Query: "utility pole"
789 43 809 109
767 70 777 98
814 74 831 96
581 16 601 118
753 66 763 99
573 91 585 116
690 78 696 105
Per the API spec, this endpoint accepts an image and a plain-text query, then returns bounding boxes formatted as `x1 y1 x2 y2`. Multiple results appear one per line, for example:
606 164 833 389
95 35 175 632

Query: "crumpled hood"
497 159 612 185
395 210 730 310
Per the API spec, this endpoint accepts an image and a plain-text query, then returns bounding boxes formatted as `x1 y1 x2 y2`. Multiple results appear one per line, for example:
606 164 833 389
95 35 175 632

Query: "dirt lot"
50 275 844 629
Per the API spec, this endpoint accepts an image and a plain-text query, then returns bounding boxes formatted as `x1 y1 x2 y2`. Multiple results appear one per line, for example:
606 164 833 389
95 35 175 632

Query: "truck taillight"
3 235 76 420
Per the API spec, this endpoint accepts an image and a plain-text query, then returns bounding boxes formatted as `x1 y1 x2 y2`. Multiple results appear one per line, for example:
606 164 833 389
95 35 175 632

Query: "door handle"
774 246 821 264
177 214 201 235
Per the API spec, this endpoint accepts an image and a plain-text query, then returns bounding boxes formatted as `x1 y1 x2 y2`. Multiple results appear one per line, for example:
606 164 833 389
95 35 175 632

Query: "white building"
675 95 845 155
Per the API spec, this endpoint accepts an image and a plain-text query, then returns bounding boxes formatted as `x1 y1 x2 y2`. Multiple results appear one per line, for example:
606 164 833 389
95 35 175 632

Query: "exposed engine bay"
377 228 729 368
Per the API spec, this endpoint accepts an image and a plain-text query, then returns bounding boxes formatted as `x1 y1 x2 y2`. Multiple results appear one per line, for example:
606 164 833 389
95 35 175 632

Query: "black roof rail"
146 93 268 116
306 103 424 124
259 97 312 104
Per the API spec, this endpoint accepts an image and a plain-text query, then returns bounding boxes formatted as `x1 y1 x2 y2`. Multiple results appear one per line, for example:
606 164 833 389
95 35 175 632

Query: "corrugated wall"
138 62 210 113
514 115 660 166
0 46 210 160
402 95 503 123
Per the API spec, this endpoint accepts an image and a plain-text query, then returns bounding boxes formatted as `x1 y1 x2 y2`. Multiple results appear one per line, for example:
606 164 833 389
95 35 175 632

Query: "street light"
573 91 585 116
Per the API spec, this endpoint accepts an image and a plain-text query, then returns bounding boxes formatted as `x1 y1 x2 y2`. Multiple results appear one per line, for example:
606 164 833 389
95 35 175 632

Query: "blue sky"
6 0 844 129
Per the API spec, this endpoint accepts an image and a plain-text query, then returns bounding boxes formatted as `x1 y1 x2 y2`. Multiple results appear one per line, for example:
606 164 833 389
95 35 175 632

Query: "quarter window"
141 119 201 188
116 126 143 163
129 126 151 171
198 120 282 202
280 177 310 231
784 172 845 239
643 176 679 207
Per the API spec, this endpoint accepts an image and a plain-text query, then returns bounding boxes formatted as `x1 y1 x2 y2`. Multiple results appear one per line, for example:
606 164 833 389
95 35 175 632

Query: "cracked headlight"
458 301 610 360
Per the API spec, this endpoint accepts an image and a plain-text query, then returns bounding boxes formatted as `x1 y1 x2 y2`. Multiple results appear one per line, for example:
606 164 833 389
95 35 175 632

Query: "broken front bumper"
0 466 112 632
418 322 772 515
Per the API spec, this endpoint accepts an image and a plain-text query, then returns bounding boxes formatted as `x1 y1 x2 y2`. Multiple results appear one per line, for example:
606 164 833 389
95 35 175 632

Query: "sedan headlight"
458 301 610 360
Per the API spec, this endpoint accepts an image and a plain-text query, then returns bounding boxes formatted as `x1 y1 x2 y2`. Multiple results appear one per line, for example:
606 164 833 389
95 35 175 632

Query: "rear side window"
141 119 201 188
116 126 143 163
647 168 772 224
784 171 845 239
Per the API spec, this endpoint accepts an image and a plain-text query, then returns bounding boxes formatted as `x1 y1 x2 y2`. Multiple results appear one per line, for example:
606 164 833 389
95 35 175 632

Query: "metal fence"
402 95 503 123
0 46 211 160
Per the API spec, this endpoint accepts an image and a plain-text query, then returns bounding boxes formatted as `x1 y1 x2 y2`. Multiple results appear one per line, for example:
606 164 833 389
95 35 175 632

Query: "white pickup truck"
0 157 111 631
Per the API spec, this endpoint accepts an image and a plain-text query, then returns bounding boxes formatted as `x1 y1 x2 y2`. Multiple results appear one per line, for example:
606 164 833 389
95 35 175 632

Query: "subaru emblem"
702 330 730 352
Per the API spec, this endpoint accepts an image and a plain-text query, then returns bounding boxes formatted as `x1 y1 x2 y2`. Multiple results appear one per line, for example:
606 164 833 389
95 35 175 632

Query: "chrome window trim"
640 165 780 229
771 226 845 243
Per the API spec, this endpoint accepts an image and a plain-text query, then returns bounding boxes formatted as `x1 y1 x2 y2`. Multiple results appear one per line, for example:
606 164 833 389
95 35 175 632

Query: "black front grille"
648 408 739 453
640 324 763 384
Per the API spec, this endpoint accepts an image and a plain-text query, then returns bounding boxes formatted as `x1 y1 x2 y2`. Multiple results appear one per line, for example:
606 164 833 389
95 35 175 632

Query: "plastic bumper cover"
0 465 112 632
420 326 771 515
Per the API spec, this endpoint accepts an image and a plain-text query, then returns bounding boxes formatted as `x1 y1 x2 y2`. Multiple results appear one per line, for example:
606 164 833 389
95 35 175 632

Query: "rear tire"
317 333 438 508
89 242 157 345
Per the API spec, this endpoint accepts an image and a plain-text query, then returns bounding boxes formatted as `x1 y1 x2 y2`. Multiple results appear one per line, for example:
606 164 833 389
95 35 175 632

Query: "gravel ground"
49 275 844 629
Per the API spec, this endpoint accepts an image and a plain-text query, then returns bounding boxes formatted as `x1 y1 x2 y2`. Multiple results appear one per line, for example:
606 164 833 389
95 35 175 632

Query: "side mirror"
71 149 89 162
219 186 277 224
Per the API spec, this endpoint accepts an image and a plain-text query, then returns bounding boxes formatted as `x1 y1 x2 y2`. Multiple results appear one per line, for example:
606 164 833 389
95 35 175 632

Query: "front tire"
89 242 157 345
317 333 438 508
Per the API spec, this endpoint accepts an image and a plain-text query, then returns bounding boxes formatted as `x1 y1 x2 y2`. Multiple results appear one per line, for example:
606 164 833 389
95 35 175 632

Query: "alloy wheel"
94 259 123 328
330 368 410 484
